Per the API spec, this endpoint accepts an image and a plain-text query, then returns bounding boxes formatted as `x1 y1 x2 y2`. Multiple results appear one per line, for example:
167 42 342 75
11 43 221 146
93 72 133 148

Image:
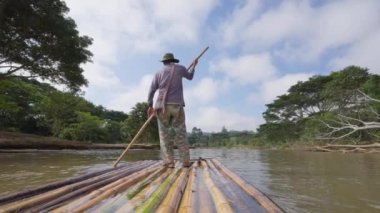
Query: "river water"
0 149 379 212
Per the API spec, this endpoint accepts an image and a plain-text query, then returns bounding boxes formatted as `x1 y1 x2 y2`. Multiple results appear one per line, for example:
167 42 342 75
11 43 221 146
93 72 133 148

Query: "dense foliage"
121 102 159 144
257 66 380 144
188 66 380 147
0 77 161 144
0 0 92 91
188 126 257 148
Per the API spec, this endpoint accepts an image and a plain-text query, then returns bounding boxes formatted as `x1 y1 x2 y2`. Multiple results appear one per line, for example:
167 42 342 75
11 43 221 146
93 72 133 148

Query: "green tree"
39 91 80 136
103 121 123 143
258 66 378 144
0 0 92 91
60 111 105 142
121 102 159 144
0 77 50 134
188 127 203 145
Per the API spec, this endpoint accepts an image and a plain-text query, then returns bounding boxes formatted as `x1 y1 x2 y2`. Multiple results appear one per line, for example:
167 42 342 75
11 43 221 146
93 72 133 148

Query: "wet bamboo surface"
0 159 283 213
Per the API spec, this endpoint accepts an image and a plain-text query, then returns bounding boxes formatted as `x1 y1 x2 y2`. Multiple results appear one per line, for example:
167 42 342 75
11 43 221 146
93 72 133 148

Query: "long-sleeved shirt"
148 63 194 107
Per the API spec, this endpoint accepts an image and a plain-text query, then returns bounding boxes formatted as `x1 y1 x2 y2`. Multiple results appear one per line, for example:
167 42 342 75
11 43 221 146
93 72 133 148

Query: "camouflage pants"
156 104 190 165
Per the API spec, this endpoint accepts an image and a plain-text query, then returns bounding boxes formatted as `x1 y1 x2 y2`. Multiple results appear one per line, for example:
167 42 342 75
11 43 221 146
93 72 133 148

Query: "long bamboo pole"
113 114 156 167
187 46 209 70
211 159 284 213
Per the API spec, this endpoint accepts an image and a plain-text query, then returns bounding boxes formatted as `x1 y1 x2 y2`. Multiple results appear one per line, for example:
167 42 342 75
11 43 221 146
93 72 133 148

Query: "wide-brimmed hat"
160 53 179 63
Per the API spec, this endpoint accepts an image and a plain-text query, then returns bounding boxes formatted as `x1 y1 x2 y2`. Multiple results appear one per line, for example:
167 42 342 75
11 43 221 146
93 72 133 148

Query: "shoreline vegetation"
1 132 379 153
0 132 159 150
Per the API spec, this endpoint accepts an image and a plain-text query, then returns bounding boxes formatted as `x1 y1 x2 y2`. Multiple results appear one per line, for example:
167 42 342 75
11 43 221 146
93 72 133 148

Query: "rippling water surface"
0 148 379 212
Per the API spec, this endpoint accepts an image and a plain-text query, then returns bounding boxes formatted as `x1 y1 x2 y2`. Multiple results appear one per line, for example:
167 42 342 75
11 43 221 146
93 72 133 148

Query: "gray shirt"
148 63 194 107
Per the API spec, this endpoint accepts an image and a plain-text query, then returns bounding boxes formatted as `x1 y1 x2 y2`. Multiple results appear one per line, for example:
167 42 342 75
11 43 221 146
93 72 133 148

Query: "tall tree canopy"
0 0 92 91
257 66 380 143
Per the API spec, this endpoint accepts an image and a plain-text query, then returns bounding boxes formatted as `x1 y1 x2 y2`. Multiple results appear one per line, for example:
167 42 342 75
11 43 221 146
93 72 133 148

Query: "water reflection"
0 149 379 213
260 150 380 213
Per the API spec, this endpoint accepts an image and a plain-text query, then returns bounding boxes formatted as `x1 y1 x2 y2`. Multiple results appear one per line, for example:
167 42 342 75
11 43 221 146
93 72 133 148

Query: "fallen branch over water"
312 143 380 153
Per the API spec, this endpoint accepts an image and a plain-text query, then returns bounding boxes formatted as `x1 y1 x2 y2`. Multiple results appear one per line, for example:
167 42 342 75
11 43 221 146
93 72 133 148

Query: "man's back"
148 63 194 107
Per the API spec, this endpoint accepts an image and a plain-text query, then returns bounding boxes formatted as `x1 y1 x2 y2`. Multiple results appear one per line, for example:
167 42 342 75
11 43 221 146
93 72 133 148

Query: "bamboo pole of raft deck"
156 166 190 212
27 161 156 212
126 166 167 199
178 162 198 213
201 160 233 213
0 162 131 205
135 165 182 212
0 161 153 212
207 160 252 212
65 162 162 212
211 159 284 213
97 167 169 212
114 168 174 213
0 161 150 212
113 114 156 167
53 161 161 212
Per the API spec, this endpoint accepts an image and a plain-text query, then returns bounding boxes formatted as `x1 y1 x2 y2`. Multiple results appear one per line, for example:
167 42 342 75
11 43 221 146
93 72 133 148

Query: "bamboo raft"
0 159 283 213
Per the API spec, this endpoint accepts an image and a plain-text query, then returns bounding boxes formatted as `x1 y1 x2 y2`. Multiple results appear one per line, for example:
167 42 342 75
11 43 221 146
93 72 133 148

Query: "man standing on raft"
147 53 198 168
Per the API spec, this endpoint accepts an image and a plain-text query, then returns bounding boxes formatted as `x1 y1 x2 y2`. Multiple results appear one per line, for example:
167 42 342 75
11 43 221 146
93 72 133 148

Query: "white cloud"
220 0 380 63
187 106 261 132
250 73 313 104
186 77 230 103
210 53 277 84
82 62 121 89
65 0 217 54
244 1 313 51
218 0 262 48
107 75 153 112
330 30 380 74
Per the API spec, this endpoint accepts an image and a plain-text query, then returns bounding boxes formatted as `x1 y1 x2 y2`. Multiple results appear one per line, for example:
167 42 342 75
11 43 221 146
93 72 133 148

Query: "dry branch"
319 91 380 141
313 143 380 153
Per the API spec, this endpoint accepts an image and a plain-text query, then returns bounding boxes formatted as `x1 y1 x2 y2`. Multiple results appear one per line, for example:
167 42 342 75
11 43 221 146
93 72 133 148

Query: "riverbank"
0 132 159 150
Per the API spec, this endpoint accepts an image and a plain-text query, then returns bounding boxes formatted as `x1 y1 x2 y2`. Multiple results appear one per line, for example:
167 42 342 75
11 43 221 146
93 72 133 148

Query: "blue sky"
64 0 380 132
